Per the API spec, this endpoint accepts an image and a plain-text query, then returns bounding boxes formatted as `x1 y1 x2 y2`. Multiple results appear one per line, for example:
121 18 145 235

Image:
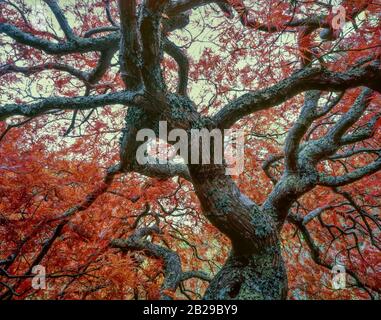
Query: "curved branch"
43 0 75 40
0 90 142 120
327 88 373 143
1 47 117 85
213 62 381 129
140 0 171 93
340 113 381 146
262 154 283 185
284 91 320 173
318 155 381 187
133 159 191 181
329 148 381 160
118 0 143 89
163 37 189 96
288 213 380 297
105 0 118 27
181 270 211 282
111 225 182 300
87 48 118 84
0 62 88 81
0 23 119 54
83 26 119 38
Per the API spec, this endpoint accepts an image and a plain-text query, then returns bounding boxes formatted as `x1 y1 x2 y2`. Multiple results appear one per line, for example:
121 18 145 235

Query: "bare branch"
318 155 381 187
181 270 212 282
140 0 171 93
333 188 381 249
0 90 142 121
328 88 374 143
262 154 283 185
329 147 381 160
288 213 379 298
340 113 381 145
213 62 381 129
163 37 189 96
43 0 75 40
0 23 119 54
133 158 191 181
118 0 143 89
302 204 346 225
111 225 182 300
167 0 216 15
83 26 119 38
87 48 118 84
105 0 118 27
0 62 88 82
284 91 320 173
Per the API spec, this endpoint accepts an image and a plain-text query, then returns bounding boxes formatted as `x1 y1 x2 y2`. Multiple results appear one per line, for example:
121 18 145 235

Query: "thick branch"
83 26 119 38
284 91 320 173
0 90 142 120
163 37 189 96
43 0 75 40
111 225 182 300
0 23 119 54
140 0 170 93
0 63 88 82
318 155 381 187
133 159 191 181
87 48 117 84
118 0 143 89
262 154 283 185
180 270 211 282
213 62 381 129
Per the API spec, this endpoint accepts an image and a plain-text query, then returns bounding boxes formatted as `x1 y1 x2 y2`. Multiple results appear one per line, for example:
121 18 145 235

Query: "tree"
0 0 380 300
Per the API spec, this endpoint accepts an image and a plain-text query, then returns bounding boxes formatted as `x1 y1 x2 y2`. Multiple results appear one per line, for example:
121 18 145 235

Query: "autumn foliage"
0 0 380 300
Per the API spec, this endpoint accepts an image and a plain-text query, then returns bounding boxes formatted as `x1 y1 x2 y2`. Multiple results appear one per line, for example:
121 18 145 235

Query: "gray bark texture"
1 0 380 300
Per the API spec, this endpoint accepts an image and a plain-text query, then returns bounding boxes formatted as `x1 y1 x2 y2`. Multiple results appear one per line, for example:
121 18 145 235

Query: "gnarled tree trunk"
204 245 287 300
189 165 287 299
1 0 380 301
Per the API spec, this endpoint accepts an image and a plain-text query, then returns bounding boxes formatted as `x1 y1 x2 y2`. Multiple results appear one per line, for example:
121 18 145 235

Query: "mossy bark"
204 244 287 300
188 164 288 300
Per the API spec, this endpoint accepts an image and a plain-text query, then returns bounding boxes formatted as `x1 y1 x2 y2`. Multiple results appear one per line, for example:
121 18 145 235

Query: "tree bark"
188 164 288 300
204 245 287 300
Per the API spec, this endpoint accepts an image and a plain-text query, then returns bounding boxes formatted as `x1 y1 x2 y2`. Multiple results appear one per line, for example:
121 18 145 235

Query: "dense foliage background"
0 0 380 299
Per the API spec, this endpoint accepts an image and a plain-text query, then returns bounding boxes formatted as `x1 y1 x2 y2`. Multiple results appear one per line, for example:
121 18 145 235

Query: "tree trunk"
188 164 288 300
204 245 287 300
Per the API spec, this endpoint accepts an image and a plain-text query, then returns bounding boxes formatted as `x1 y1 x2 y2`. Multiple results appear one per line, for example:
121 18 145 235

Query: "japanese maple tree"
0 0 380 300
